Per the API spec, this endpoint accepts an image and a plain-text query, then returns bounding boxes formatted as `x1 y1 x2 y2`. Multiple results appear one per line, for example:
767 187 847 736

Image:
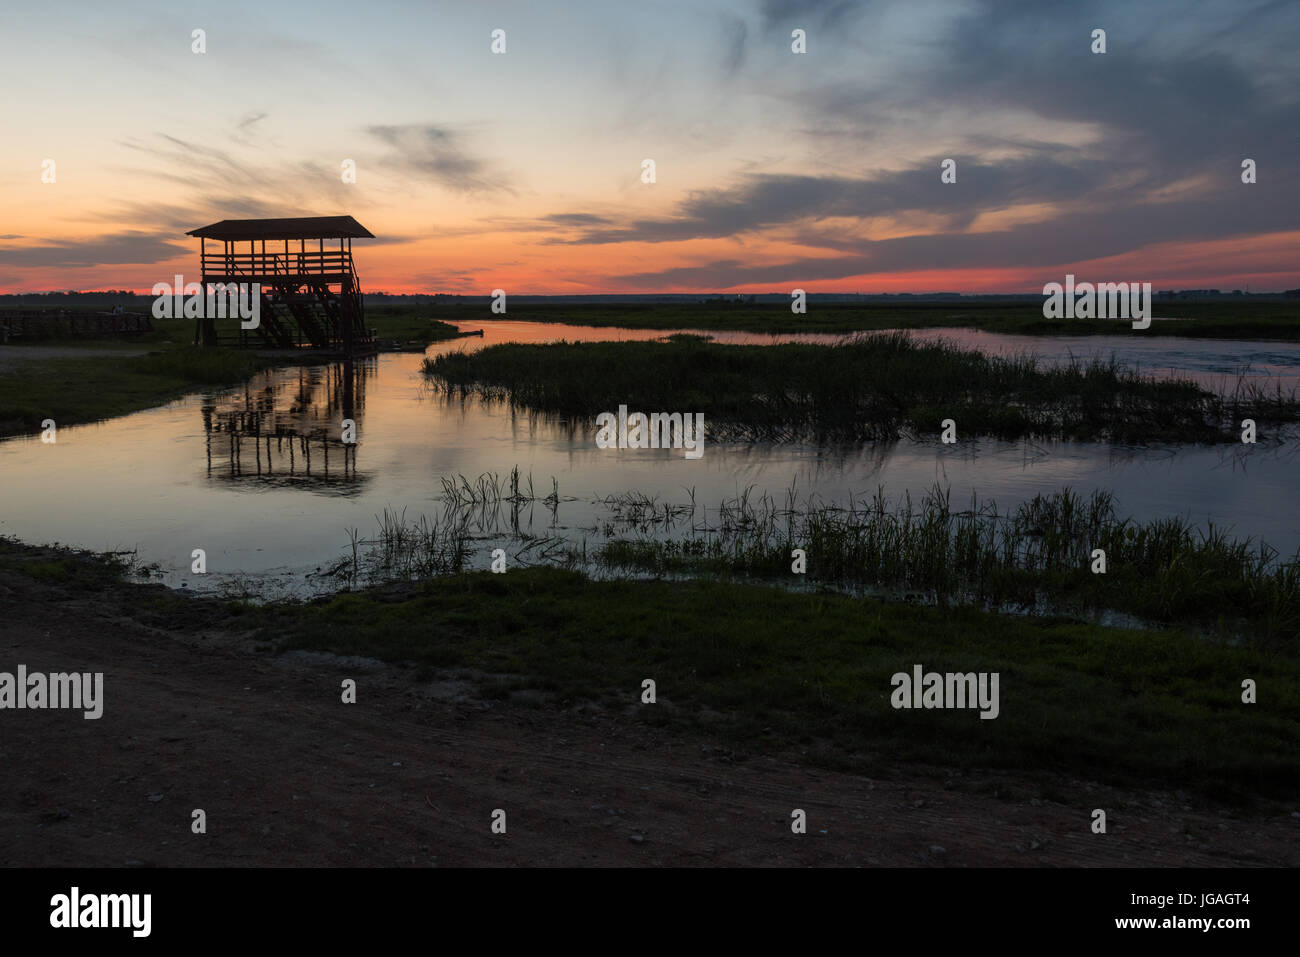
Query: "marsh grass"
423 332 1300 443
330 469 1300 642
437 466 563 508
331 506 471 586
596 485 1300 643
334 486 580 586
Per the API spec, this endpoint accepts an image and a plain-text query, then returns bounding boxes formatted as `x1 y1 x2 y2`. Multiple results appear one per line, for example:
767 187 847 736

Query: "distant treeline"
0 291 143 308
3 289 1297 307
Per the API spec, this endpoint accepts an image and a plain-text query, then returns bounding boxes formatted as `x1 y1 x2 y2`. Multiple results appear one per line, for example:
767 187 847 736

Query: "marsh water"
1 320 1297 597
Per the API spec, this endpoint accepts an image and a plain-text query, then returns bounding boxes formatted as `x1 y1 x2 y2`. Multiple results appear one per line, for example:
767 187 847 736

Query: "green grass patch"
5 536 1294 800
0 347 277 437
365 308 471 349
260 566 1300 800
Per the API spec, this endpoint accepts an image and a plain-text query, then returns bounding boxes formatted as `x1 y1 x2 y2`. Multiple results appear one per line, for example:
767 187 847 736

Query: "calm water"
1 320 1297 596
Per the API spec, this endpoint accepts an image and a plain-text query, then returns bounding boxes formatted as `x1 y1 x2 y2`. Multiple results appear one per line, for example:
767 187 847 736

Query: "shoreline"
3 302 1298 440
0 315 465 439
1 536 1295 866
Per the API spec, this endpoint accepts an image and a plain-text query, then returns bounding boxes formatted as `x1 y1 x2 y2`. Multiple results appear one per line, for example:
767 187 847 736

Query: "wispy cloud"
366 125 509 194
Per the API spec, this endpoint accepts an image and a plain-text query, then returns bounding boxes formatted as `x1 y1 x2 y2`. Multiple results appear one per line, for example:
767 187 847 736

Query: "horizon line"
2 288 1293 299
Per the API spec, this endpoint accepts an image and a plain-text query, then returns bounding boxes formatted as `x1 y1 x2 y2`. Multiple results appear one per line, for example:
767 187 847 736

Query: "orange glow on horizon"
4 226 1300 297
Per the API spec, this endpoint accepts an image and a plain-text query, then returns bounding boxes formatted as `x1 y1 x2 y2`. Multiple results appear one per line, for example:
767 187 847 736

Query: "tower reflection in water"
200 359 375 492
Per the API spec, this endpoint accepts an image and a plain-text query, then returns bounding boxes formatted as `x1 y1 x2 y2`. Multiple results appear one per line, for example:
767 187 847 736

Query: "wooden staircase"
250 269 373 354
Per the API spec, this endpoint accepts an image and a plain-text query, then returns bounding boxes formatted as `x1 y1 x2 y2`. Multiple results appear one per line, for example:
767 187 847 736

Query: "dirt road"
1 565 1294 867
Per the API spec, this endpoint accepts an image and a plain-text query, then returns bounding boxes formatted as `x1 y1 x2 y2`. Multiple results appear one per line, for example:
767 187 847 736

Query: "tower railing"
196 243 373 355
200 250 354 281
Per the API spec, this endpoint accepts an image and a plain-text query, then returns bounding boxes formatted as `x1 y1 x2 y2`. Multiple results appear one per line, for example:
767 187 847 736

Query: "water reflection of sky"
1 322 1297 595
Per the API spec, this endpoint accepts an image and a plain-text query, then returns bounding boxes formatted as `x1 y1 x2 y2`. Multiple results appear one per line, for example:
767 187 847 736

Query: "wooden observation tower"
187 215 376 356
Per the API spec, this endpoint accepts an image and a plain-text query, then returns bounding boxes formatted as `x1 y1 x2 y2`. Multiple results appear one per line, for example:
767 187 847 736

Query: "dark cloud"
903 3 1299 181
0 231 188 268
781 0 1300 185
555 155 1114 245
366 124 508 193
408 269 479 291
608 178 1298 289
721 14 748 76
541 213 614 227
757 0 861 33
540 0 1300 285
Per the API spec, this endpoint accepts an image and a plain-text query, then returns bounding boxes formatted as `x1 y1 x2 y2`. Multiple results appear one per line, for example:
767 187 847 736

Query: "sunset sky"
2 0 1298 294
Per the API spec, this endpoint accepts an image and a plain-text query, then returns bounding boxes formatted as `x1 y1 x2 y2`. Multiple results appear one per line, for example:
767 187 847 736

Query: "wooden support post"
197 238 205 345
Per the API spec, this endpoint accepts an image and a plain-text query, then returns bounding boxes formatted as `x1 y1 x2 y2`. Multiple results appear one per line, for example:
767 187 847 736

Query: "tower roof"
187 216 374 241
